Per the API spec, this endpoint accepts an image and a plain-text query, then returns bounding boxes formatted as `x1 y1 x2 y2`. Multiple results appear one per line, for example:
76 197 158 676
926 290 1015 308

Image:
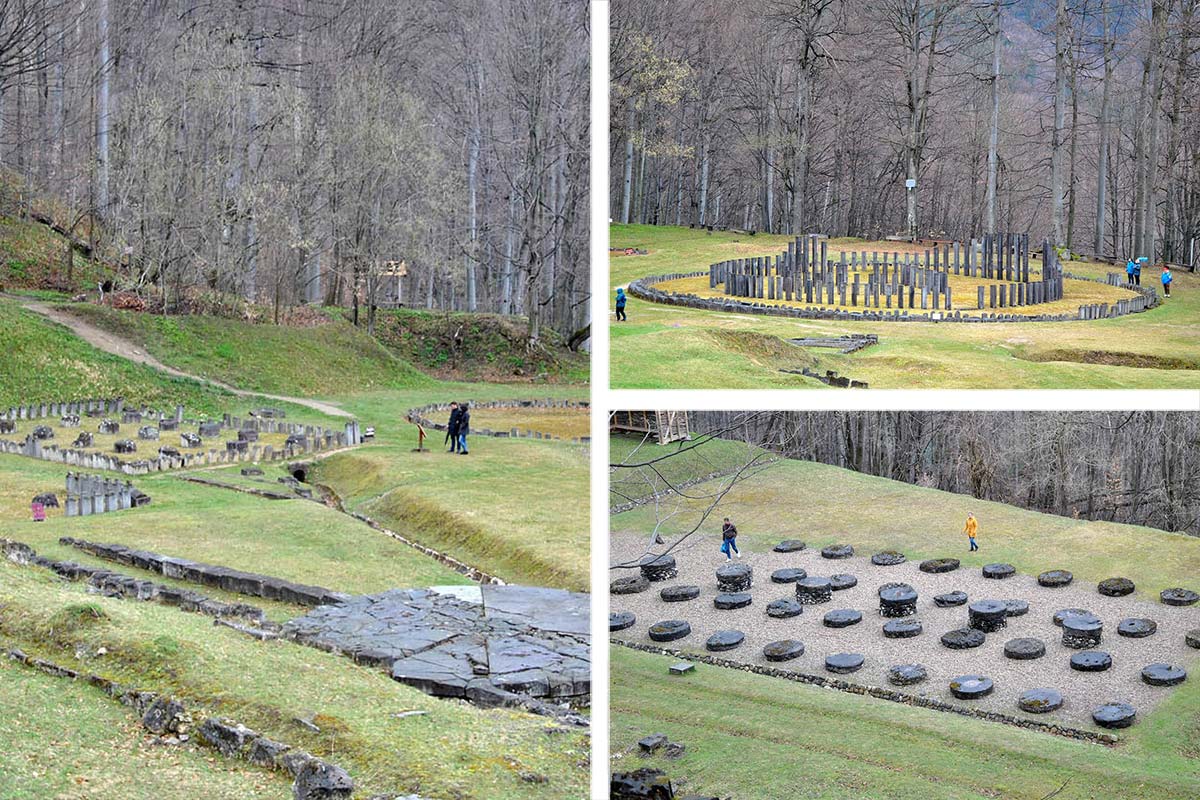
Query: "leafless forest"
611 0 1200 265
0 0 589 339
691 410 1200 535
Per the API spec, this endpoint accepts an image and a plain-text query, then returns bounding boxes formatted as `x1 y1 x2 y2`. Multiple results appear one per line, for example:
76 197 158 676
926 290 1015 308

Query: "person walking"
446 402 461 453
720 517 740 559
615 287 627 321
964 512 979 551
456 402 470 455
1161 265 1173 297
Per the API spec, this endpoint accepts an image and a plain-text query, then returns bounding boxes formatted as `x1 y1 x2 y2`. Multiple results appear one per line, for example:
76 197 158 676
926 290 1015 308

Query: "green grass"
611 647 1200 800
0 213 111 294
609 224 1200 389
609 434 768 508
0 560 589 800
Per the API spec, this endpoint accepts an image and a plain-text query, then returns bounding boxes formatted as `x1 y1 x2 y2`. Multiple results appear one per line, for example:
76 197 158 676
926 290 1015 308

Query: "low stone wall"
406 398 590 443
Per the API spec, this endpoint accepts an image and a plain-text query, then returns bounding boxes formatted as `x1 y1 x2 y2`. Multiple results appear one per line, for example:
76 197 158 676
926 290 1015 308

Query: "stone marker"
795 577 832 605
949 675 994 699
1098 577 1135 597
1069 651 1112 672
879 585 918 617
640 554 678 582
648 620 691 643
766 597 803 618
763 639 805 662
829 573 857 591
821 544 854 559
823 609 863 628
660 585 701 603
773 539 806 553
882 619 922 639
705 630 745 652
1004 637 1046 660
941 628 986 649
888 663 927 686
668 662 695 676
1038 569 1073 588
1002 599 1029 617
1160 588 1199 606
1117 618 1157 639
1092 703 1136 729
1053 608 1095 627
713 592 752 610
982 563 1015 579
715 563 752 592
610 611 636 632
968 600 1008 632
611 575 650 595
871 550 906 566
1062 615 1103 648
1018 688 1063 714
933 591 968 607
919 558 960 574
1141 663 1187 687
825 653 864 674
771 567 807 584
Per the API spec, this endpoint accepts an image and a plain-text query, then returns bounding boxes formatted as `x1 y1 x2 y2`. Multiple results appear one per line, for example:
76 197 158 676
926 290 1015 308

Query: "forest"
0 0 589 341
691 410 1200 535
611 0 1200 266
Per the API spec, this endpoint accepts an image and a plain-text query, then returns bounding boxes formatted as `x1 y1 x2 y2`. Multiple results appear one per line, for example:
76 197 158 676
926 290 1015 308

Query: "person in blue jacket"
1161 265 1173 297
1125 259 1137 285
615 287 627 321
1133 257 1146 285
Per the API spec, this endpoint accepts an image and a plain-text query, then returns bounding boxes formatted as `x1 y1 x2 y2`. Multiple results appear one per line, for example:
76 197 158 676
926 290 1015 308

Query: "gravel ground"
610 533 1200 731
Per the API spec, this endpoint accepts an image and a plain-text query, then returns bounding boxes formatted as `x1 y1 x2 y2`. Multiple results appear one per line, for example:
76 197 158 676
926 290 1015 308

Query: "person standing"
720 517 740 559
1133 258 1144 286
615 287 627 321
1125 259 1137 285
457 402 470 455
446 402 461 453
964 512 979 551
1161 265 1173 297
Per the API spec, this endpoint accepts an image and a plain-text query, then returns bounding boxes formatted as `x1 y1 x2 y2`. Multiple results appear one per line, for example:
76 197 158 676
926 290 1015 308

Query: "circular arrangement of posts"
879 585 918 617
1018 689 1064 714
648 620 691 642
773 539 806 553
1003 638 1046 660
763 639 805 662
949 675 994 699
1092 703 1136 729
660 585 701 603
821 544 854 559
705 630 745 652
795 577 833 605
1069 651 1113 672
640 554 678 582
771 567 807 584
888 664 928 686
934 591 968 607
919 558 960 574
609 611 636 632
715 563 753 592
766 598 804 618
968 600 1008 632
1098 577 1135 597
713 592 752 610
1062 615 1103 648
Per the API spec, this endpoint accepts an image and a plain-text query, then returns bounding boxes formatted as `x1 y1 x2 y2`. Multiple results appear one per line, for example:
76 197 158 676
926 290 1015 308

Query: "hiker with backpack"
615 287 627 321
1161 265 1173 297
446 401 461 453
456 402 470 455
720 517 740 559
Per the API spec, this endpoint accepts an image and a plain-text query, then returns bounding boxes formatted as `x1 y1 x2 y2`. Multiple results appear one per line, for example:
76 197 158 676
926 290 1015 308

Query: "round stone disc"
1003 599 1029 617
1062 615 1102 635
715 562 753 582
648 619 691 642
1069 651 1112 672
934 591 968 607
1141 663 1187 687
611 575 650 595
878 582 913 594
771 567 807 584
1092 703 1136 729
825 652 865 674
871 551 906 566
888 663 927 685
773 539 806 553
1018 688 1063 714
969 599 1007 617
823 609 863 628
883 619 923 639
795 576 833 603
1186 629 1200 649
829 573 858 591
660 585 701 603
1117 618 1157 638
714 592 752 610
941 628 986 649
640 553 677 581
609 611 636 632
1004 637 1046 660
1053 608 1097 627
919 558 960 574
879 585 918 604
705 630 745 652
766 597 803 618
982 563 1016 579
821 544 854 559
763 639 805 662
1160 588 1199 606
1038 569 1073 588
949 675 994 699
1098 577 1135 597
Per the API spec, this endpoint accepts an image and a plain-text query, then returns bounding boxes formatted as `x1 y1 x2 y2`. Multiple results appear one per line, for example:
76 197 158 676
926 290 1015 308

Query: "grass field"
469 405 590 439
609 433 768 508
609 224 1200 388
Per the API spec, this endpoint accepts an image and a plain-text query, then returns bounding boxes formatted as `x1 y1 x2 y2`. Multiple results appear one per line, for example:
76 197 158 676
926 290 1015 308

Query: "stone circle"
968 600 1008 632
611 575 650 595
1160 588 1199 606
1187 629 1200 649
825 652 864 674
648 620 691 642
766 597 803 618
1092 703 1136 729
1052 608 1095 627
639 554 678 582
918 558 960 574
888 663 927 685
949 675 994 699
1069 651 1112 672
713 592 752 610
773 539 806 553
763 639 805 662
1003 637 1045 660
982 563 1015 579
715 562 753 592
1038 569 1074 588
882 619 923 639
610 611 636 632
795 576 833 604
941 628 986 650
821 544 854 559
1003 599 1029 617
829 573 858 591
1018 688 1064 714
871 550 906 566
1097 577 1135 597
823 609 863 628
770 567 807 584
705 629 745 652
933 591 968 607
1141 663 1187 687
1062 615 1103 648
660 585 701 603
1116 618 1157 639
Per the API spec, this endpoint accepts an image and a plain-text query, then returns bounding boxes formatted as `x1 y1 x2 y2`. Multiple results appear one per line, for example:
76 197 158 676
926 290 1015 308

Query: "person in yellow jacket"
964 513 979 551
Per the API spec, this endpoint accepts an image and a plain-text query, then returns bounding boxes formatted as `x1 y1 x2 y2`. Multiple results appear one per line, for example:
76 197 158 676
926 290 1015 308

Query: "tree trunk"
96 0 110 221
621 104 634 223
985 0 1000 235
1094 1 1111 257
1049 0 1067 247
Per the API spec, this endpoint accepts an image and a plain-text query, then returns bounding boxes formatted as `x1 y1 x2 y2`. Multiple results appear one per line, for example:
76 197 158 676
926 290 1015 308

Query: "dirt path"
11 297 352 418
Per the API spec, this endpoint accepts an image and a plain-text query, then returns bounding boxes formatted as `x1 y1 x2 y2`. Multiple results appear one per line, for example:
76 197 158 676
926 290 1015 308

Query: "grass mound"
0 214 110 295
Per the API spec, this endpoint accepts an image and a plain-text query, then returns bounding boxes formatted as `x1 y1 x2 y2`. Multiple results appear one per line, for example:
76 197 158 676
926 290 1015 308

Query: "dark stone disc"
934 591 968 607
1187 629 1200 649
715 562 753 592
878 582 914 594
1003 599 1029 617
888 663 927 685
773 539 806 553
763 639 805 662
795 577 833 604
1018 688 1064 714
821 544 854 559
648 620 691 642
1141 663 1187 687
1117 618 1157 639
879 585 918 604
1098 577 1135 597
1038 569 1073 588
609 611 636 632
919 558 960 574
1003 637 1045 660
1069 651 1112 672
640 553 678 581
823 609 863 628
949 675 994 699
829 573 858 591
713 592 752 610
871 551 906 566
1160 588 1199 606
941 628 986 649
660 585 702 603
883 619 923 639
771 567 807 584
1053 608 1097 627
611 575 650 595
982 563 1016 579
825 652 865 674
705 630 745 652
766 597 803 618
969 599 1007 616
1092 703 1136 729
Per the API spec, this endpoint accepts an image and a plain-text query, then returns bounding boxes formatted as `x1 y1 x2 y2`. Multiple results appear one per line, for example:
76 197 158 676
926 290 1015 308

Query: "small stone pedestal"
968 600 1007 632
639 554 677 582
879 585 918 617
715 563 752 592
795 577 832 605
1062 615 1103 648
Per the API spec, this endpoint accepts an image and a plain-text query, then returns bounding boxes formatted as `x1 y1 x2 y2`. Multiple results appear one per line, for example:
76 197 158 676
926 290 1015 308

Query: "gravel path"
610 533 1199 731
